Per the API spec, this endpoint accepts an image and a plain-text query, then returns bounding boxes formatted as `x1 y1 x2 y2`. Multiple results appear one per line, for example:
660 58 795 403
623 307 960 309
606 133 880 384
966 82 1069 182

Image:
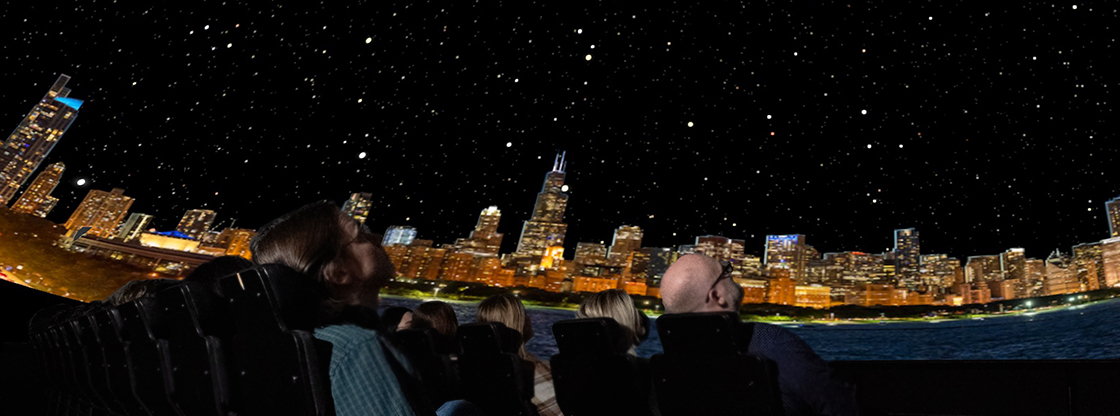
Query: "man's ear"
708 285 732 310
322 260 352 286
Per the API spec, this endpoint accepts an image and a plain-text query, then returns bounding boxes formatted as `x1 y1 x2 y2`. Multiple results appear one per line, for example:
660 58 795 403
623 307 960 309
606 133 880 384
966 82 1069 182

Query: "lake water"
380 296 1120 360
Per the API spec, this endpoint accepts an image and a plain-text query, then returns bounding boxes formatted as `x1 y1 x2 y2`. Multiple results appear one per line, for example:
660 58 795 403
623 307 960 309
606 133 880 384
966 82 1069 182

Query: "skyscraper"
515 152 570 262
454 206 504 256
608 225 643 266
383 225 418 246
65 188 134 239
1072 242 1104 292
0 75 81 205
893 228 920 279
176 209 217 240
10 162 65 217
342 192 373 224
764 234 807 280
1107 197 1120 238
117 213 155 242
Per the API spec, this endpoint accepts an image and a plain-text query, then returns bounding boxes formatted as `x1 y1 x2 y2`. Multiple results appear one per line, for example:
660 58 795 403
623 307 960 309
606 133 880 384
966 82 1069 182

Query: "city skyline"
1 3 1117 264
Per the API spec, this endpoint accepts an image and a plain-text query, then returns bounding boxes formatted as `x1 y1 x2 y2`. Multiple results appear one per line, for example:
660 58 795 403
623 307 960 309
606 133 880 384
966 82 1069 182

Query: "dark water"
380 296 1120 360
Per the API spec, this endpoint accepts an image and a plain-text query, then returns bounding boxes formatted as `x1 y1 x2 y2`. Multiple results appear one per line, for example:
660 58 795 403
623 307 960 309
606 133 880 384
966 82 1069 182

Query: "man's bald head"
660 253 727 313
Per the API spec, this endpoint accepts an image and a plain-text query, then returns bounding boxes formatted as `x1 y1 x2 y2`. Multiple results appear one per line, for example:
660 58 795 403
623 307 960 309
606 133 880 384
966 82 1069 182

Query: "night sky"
2 2 1117 261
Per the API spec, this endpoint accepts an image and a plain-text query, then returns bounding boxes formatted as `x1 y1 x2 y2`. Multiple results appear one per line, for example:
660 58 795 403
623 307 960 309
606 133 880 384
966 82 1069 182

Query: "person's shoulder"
315 323 384 348
742 322 814 352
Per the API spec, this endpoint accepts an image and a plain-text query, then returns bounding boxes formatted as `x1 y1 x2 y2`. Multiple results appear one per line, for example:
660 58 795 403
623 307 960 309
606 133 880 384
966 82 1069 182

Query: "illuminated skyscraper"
694 235 733 261
117 213 155 242
515 152 570 262
893 228 920 279
10 162 65 217
0 75 81 205
1107 197 1120 237
454 206 504 256
65 188 134 239
764 234 807 280
1101 237 1120 288
965 255 1002 283
1072 242 1104 292
642 247 679 287
608 225 643 265
176 209 217 240
383 225 417 246
342 192 373 224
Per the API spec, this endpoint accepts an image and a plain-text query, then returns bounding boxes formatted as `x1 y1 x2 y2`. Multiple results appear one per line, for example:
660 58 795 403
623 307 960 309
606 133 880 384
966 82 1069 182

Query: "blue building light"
54 97 84 110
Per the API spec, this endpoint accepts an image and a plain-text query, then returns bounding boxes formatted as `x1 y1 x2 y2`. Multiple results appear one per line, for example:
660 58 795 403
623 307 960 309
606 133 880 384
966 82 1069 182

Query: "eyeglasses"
707 260 734 294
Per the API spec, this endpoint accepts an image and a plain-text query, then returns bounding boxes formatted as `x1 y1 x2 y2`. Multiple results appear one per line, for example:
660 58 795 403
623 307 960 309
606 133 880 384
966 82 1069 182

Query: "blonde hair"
576 289 646 350
476 293 539 363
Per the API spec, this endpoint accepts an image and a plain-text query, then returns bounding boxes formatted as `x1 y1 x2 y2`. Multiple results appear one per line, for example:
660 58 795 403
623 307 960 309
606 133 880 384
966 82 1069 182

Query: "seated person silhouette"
406 301 460 355
382 306 414 334
251 201 482 416
660 254 858 416
476 293 564 416
575 289 647 355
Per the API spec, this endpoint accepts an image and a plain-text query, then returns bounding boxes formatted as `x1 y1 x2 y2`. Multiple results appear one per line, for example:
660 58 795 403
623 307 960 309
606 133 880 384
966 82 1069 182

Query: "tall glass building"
342 192 374 224
1107 197 1120 238
64 188 134 239
515 152 570 262
383 225 418 246
764 234 808 280
0 75 81 205
10 162 65 217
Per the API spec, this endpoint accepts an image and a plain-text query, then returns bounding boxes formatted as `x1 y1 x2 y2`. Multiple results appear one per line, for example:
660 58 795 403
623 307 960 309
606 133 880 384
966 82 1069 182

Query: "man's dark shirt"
744 322 858 416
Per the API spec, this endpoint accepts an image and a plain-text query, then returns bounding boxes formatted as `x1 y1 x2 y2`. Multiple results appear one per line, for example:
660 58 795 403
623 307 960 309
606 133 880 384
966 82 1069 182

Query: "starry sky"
2 1 1117 261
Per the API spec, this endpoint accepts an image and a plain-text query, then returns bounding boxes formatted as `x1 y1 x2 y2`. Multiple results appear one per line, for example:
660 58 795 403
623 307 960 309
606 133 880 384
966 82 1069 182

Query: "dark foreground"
2 279 1117 416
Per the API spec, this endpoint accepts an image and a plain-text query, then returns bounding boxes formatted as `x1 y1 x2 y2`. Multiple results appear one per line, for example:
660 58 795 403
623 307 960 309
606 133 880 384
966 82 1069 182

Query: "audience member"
382 306 413 333
251 200 482 416
398 310 414 331
408 301 460 354
477 293 563 416
660 254 858 416
576 289 647 354
106 279 181 306
182 255 254 296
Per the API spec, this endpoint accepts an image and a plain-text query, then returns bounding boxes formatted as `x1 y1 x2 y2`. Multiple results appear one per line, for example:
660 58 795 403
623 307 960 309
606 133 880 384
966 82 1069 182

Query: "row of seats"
28 264 334 416
28 263 784 416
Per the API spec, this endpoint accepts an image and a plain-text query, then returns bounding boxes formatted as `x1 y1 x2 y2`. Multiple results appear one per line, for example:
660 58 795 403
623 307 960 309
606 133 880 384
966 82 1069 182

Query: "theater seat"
220 264 334 416
457 322 539 416
92 307 151 416
550 318 653 416
157 281 234 416
651 312 783 416
118 298 181 416
396 328 461 406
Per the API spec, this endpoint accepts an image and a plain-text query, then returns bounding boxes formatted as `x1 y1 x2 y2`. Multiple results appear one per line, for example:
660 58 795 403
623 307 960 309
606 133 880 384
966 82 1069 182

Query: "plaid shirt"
315 324 418 416
531 360 564 416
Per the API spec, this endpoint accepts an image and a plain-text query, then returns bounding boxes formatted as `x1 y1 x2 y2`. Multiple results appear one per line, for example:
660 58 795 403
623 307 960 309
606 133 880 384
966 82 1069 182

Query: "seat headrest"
458 322 522 355
221 263 321 331
656 312 743 355
553 317 629 355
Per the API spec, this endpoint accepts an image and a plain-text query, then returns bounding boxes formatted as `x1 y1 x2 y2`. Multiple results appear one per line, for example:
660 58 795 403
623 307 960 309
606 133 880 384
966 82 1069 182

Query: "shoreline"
381 293 1118 326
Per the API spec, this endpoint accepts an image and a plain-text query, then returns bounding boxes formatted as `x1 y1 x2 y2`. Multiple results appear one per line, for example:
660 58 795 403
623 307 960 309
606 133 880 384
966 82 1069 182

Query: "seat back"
550 318 653 416
60 315 113 413
221 264 334 416
76 309 133 415
118 297 183 416
651 313 782 416
158 281 234 416
456 322 539 416
92 307 151 416
396 328 460 405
